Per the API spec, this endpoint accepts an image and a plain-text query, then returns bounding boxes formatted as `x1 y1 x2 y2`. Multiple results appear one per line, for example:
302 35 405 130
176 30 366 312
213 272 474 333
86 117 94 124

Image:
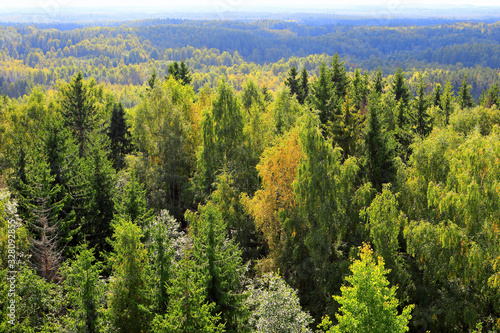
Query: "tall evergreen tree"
108 102 132 170
108 219 151 333
20 156 73 282
285 66 300 97
483 82 499 108
414 74 432 137
363 91 393 189
151 251 224 333
82 131 115 254
330 53 349 100
188 203 247 332
297 67 309 105
457 75 475 110
60 245 103 333
59 72 100 158
196 80 246 195
311 63 333 127
373 68 384 95
441 80 454 125
432 83 442 109
391 67 411 107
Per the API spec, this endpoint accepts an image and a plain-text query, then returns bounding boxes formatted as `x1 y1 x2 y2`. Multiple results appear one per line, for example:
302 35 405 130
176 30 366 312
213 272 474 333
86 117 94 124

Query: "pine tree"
414 74 432 137
151 251 224 333
82 131 115 255
297 67 309 105
188 202 247 332
285 66 300 97
363 91 393 189
108 102 132 170
483 82 499 108
432 83 442 109
311 63 333 127
60 245 103 333
392 67 411 107
373 68 384 94
108 219 151 333
330 53 349 100
196 80 245 195
457 75 475 110
329 87 361 158
20 157 73 282
168 60 192 86
59 72 100 158
441 80 454 125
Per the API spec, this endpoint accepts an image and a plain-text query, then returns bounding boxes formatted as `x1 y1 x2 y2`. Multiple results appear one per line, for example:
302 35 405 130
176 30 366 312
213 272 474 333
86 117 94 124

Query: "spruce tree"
364 91 393 189
432 83 442 109
311 63 333 127
59 72 100 158
392 67 411 107
373 68 384 94
441 80 454 125
458 75 475 110
285 66 300 97
108 219 151 333
414 74 432 137
297 67 309 105
108 102 132 170
188 203 247 332
330 53 349 100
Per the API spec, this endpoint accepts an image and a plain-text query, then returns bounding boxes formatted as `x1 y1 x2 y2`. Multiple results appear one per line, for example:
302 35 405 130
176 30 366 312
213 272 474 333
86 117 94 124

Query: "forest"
1 15 500 333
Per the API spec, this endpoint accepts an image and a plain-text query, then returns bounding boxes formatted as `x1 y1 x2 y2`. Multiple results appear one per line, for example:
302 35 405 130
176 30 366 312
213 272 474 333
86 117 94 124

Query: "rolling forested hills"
1 12 500 333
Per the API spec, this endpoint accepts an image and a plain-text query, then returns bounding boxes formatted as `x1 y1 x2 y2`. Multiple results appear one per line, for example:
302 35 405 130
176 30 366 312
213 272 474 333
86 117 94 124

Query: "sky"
2 0 500 10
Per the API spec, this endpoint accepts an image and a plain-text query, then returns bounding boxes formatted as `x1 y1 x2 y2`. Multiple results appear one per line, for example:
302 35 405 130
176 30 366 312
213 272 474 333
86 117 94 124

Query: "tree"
311 63 333 127
241 79 263 111
457 75 475 110
107 219 151 333
373 68 384 95
20 156 74 282
361 186 405 270
188 202 247 332
441 80 454 125
413 74 432 137
297 67 309 105
107 102 132 170
59 72 100 157
285 66 300 97
432 83 442 109
330 53 349 100
168 60 192 86
60 245 104 333
320 244 413 333
246 273 313 333
392 67 410 107
196 80 247 196
271 87 304 136
244 127 303 272
81 131 115 255
363 91 393 189
151 252 224 333
483 82 499 108
146 210 183 315
329 87 362 158
133 76 197 217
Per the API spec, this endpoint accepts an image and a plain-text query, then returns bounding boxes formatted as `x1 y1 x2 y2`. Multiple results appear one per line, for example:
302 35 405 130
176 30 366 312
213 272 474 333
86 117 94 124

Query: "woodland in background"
1 17 500 333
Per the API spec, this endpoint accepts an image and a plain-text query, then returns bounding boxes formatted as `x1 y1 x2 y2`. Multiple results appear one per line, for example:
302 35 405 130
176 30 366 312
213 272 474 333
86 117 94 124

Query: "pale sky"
3 0 500 10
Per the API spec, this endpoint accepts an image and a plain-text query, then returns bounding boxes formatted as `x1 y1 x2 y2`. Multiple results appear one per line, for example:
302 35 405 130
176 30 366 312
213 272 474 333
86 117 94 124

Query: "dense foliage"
1 16 500 332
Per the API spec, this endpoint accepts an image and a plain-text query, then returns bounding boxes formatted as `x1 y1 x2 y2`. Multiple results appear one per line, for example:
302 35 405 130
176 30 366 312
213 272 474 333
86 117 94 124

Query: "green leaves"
324 244 413 333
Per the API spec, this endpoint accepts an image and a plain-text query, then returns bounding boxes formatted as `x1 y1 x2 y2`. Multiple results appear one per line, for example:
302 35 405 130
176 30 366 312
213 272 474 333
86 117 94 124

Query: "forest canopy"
1 15 500 332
